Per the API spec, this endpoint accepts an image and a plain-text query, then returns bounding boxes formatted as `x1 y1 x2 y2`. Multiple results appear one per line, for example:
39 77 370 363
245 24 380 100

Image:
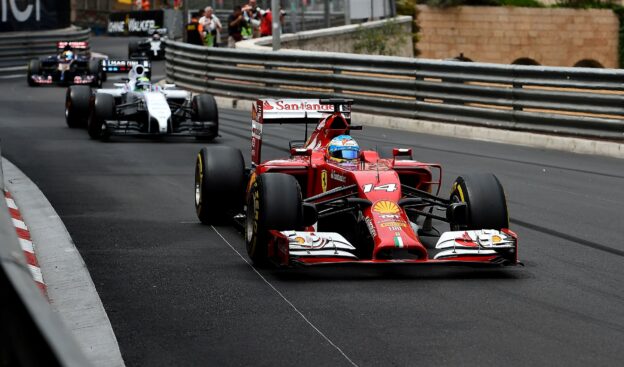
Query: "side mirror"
392 148 412 159
446 202 468 226
290 147 312 157
113 83 126 87
163 83 176 89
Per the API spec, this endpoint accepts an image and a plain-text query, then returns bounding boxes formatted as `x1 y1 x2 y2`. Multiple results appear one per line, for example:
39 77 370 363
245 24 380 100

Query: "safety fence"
0 143 91 366
165 39 624 140
0 27 90 78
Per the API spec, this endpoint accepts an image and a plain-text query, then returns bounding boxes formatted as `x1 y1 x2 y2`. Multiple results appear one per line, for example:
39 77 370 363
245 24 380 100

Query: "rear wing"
57 41 89 51
251 98 352 165
101 59 151 75
148 28 168 36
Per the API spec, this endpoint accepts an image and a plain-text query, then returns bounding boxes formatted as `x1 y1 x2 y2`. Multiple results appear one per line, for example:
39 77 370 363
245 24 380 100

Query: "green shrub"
498 0 543 7
353 19 408 56
397 0 421 56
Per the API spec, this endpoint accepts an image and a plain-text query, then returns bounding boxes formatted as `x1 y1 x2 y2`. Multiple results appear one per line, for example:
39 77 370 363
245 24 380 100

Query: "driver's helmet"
134 76 151 92
327 135 360 163
152 33 161 40
61 50 74 61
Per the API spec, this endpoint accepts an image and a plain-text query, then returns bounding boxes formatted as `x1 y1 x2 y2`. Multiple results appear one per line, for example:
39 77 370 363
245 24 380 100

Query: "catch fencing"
165 39 624 140
0 26 90 78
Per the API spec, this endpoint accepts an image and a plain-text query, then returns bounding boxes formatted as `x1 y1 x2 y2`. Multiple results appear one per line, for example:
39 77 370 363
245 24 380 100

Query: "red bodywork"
249 99 518 267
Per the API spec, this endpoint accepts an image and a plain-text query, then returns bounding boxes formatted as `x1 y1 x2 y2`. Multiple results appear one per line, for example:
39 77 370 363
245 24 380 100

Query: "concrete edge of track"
211 96 624 160
2 158 125 367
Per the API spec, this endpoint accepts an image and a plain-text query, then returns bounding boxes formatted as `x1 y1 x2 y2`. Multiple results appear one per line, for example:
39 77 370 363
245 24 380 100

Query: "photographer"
227 5 248 47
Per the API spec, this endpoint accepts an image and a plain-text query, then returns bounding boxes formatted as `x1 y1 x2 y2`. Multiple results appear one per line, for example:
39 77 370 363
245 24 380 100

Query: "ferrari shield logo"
321 170 327 192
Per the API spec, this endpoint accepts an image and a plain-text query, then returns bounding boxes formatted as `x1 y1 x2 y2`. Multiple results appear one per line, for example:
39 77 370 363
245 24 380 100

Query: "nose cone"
367 200 428 260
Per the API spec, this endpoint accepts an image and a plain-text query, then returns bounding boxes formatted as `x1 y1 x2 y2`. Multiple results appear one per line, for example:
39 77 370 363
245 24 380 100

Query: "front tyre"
192 94 218 141
128 40 139 59
65 85 91 128
89 60 102 87
88 93 115 140
246 173 303 266
27 59 40 87
450 173 509 231
195 146 245 224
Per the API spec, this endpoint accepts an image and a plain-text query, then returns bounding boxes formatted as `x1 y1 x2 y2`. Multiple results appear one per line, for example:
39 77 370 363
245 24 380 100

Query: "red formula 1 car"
194 99 519 267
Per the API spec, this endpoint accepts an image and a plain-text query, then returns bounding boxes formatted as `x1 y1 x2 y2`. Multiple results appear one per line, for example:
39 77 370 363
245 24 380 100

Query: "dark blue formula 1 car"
27 41 104 87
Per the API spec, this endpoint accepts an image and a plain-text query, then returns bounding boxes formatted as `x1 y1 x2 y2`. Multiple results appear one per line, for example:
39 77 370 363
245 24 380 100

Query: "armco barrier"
164 40 624 140
0 26 90 77
0 143 91 366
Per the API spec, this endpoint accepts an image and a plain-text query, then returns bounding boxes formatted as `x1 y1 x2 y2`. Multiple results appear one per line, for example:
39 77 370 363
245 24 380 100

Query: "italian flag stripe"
394 236 404 248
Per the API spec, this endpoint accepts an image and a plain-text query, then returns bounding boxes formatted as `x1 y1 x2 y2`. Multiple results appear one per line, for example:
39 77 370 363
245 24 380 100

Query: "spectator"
259 8 286 37
186 12 204 46
259 9 272 37
141 0 150 11
227 5 247 48
200 6 222 47
243 0 262 38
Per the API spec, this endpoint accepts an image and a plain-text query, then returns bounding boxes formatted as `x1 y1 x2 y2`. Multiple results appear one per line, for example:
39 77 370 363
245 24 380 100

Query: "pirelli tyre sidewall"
65 85 91 128
88 93 115 140
195 146 245 224
245 173 303 266
450 173 509 231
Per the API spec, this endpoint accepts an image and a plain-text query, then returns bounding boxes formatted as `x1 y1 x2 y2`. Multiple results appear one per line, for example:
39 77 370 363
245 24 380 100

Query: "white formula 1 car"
64 59 218 141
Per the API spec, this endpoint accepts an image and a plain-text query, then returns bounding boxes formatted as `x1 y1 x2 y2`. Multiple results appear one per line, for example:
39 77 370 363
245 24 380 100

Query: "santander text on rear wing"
251 99 352 165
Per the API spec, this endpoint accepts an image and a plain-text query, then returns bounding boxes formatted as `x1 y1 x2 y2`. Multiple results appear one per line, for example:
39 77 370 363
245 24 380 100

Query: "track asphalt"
0 36 622 366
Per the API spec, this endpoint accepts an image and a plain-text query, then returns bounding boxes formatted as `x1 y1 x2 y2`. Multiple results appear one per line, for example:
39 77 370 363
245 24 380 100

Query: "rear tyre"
195 146 245 224
246 173 303 266
88 93 115 140
192 94 219 141
128 40 139 59
65 85 91 128
449 173 509 231
27 59 40 87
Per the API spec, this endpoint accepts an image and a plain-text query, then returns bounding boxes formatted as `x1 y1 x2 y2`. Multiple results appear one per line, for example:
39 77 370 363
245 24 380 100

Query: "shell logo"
373 201 399 214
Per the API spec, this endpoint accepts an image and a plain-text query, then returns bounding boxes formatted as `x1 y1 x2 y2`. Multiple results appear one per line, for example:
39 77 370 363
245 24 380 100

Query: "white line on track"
211 226 359 367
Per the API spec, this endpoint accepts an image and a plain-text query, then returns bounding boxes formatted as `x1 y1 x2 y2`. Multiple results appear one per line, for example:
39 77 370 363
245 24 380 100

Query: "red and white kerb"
4 191 47 295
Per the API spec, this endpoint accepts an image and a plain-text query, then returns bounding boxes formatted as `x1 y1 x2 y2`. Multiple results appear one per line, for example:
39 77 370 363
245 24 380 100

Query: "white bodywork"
150 40 162 56
281 231 357 259
94 62 191 134
434 230 515 260
143 92 171 133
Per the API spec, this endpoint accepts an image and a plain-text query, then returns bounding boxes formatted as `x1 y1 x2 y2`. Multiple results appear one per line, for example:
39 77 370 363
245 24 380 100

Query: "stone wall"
245 16 414 58
417 5 619 68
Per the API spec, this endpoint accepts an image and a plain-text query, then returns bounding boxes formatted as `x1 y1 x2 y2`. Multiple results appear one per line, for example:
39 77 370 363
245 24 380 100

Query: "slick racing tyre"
246 173 303 266
88 93 114 140
89 60 102 87
195 146 245 224
450 173 509 231
65 85 91 128
27 59 40 87
128 40 139 59
192 94 219 141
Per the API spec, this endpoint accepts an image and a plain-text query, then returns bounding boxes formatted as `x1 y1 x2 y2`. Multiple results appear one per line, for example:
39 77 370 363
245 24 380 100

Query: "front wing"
268 229 520 267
